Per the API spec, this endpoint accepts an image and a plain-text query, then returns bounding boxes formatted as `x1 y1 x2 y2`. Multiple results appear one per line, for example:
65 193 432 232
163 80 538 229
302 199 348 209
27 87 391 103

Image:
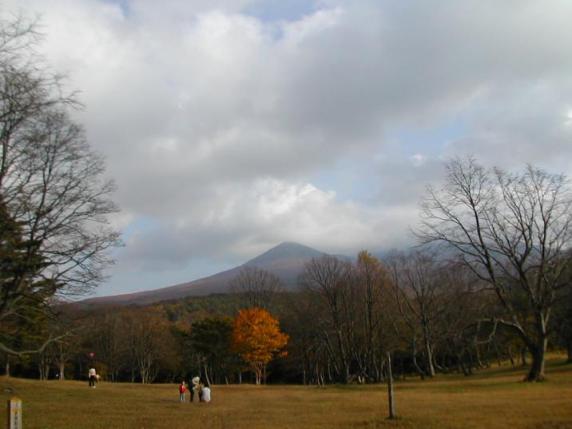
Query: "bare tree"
0 16 119 355
418 157 572 381
388 249 443 377
90 312 128 382
355 251 389 382
230 266 282 309
300 255 354 383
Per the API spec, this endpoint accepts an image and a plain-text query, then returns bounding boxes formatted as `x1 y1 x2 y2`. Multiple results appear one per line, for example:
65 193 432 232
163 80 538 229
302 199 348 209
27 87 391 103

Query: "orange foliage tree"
232 308 288 384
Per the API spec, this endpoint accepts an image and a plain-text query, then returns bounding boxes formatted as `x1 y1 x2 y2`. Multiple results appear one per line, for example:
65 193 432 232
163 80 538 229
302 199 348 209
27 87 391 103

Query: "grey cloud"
5 0 572 290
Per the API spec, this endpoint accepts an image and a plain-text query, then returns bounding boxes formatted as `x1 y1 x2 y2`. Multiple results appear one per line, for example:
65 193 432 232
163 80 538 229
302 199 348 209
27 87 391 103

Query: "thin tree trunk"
411 338 425 379
423 329 436 377
456 353 469 376
520 347 527 367
492 340 502 367
386 352 396 420
507 346 515 368
203 363 211 386
474 343 484 368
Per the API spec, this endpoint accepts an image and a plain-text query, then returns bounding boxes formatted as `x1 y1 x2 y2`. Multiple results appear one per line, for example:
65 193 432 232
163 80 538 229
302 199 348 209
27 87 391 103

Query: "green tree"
190 317 237 384
0 195 58 355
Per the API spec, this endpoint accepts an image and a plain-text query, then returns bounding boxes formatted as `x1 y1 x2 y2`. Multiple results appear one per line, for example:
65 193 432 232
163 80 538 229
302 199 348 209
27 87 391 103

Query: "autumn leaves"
232 308 289 385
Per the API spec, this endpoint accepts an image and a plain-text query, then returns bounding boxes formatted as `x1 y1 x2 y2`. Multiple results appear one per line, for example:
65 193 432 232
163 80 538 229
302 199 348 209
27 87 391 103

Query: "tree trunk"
423 328 436 377
386 352 396 419
59 361 65 380
525 341 547 382
456 353 469 376
203 363 211 386
520 347 527 367
507 346 515 368
411 338 426 379
5 357 10 377
474 343 484 368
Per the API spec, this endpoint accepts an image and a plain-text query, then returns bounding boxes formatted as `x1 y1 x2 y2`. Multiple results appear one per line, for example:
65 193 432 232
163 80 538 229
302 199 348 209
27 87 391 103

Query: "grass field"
1 358 572 428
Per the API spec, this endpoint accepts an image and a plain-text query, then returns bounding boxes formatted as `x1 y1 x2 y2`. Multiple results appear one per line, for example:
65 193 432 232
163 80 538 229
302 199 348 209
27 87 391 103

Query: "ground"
1 358 572 428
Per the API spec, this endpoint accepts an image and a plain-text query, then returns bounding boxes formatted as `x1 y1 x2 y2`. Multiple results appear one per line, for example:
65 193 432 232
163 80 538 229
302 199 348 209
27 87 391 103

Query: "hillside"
78 242 328 307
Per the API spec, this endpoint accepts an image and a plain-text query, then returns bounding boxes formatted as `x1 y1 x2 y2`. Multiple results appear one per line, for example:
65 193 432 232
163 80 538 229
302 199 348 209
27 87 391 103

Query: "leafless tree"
300 255 354 383
230 266 283 309
388 249 443 377
418 157 572 381
0 16 120 355
354 251 390 382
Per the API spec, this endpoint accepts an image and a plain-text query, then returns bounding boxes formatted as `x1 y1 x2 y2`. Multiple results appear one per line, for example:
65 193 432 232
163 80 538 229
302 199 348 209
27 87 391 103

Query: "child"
178 381 187 402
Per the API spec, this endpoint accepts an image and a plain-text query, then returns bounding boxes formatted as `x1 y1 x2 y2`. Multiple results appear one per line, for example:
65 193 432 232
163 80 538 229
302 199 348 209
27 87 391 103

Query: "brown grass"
1 358 572 428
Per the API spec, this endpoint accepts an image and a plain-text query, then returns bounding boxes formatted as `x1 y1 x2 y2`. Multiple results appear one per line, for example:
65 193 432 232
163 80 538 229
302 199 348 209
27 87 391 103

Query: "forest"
4 238 572 386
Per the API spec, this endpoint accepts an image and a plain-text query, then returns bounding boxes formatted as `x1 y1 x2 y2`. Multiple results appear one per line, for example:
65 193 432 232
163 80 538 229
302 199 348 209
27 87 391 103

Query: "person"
88 368 97 388
198 382 204 402
201 383 211 403
178 381 187 402
190 376 200 402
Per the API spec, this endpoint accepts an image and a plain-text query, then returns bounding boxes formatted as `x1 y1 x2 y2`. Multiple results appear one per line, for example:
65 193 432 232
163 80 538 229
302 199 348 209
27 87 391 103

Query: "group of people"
178 376 211 403
87 367 211 403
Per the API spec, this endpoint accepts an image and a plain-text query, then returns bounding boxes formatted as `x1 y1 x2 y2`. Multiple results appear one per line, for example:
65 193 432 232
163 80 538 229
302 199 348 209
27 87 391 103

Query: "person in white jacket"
88 368 97 388
190 376 200 402
201 383 211 403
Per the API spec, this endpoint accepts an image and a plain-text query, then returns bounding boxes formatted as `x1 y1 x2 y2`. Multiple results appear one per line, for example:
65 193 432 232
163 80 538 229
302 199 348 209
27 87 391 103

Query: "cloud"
4 0 572 293
119 178 413 270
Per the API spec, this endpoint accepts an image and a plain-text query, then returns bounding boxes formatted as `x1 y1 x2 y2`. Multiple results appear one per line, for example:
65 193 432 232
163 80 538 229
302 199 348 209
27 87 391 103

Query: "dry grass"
1 358 572 428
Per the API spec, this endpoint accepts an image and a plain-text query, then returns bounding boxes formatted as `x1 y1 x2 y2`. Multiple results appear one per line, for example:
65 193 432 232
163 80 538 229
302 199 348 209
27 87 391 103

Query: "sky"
3 0 572 296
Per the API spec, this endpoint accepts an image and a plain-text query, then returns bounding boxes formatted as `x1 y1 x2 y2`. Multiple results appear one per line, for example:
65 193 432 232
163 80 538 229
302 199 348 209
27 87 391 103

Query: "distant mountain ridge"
78 242 330 307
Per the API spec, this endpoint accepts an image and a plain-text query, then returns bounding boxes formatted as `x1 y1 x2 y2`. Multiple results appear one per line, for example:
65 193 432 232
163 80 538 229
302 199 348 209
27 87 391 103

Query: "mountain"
244 241 325 285
78 242 328 307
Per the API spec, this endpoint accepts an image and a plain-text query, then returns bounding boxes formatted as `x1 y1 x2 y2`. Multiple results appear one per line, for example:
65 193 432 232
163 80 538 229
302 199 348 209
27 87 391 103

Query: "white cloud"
4 0 572 293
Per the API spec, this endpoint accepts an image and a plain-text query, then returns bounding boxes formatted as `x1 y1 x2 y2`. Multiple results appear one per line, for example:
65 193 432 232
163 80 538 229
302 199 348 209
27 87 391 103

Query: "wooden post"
7 397 22 429
386 352 396 419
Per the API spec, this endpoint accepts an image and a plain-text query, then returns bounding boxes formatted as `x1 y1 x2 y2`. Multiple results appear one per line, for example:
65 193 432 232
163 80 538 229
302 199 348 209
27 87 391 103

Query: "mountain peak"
245 242 325 267
78 241 328 306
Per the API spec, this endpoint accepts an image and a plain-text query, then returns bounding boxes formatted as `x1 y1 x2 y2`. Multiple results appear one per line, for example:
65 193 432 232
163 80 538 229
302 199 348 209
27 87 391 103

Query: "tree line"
4 230 572 385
